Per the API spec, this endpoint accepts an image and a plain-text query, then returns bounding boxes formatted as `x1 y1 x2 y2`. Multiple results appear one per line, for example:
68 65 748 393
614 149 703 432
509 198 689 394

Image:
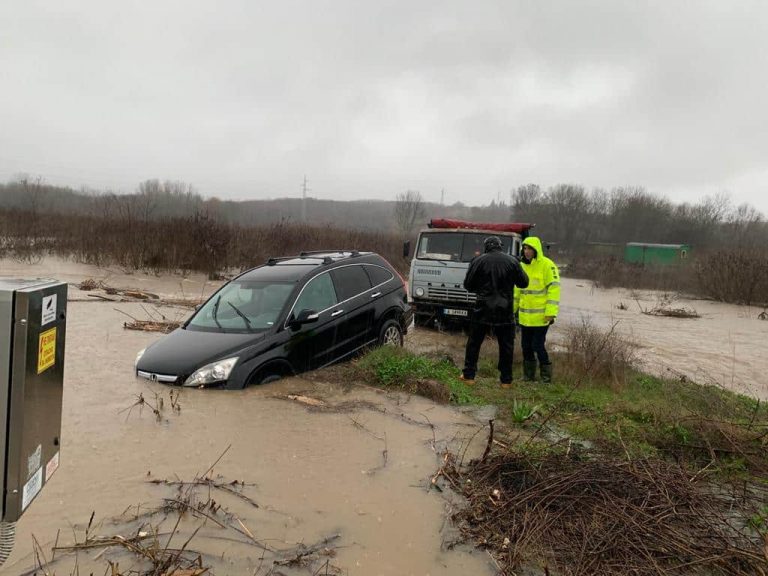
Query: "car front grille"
137 371 179 384
427 286 477 303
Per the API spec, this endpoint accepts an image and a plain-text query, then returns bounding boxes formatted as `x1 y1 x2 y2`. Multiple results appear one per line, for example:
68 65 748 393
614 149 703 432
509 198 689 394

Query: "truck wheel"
378 319 403 347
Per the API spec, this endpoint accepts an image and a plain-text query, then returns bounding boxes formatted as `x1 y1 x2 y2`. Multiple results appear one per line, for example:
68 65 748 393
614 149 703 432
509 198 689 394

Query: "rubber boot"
523 361 537 382
540 362 553 384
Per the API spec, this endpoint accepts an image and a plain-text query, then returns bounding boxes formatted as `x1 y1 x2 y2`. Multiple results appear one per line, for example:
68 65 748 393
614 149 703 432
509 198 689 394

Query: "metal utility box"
0 278 66 523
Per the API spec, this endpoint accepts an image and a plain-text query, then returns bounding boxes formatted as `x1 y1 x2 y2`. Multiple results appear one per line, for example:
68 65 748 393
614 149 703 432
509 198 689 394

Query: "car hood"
138 327 267 377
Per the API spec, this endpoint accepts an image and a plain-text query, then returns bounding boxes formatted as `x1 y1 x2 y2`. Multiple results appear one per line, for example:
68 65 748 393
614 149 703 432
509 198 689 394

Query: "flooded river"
559 279 768 400
0 258 494 575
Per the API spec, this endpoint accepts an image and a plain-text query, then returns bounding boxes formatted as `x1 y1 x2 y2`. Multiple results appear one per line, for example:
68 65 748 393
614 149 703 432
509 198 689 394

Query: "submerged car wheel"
252 362 294 386
379 319 403 347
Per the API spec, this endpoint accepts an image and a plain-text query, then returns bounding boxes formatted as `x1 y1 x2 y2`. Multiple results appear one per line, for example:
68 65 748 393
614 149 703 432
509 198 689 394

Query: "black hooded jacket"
463 248 529 325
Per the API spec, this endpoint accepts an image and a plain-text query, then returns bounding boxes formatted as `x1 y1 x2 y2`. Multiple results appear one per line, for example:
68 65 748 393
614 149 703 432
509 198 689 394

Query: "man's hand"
545 316 556 324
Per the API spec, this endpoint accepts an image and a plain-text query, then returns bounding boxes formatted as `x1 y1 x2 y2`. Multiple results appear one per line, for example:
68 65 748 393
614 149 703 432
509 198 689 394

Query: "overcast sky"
1 1 767 212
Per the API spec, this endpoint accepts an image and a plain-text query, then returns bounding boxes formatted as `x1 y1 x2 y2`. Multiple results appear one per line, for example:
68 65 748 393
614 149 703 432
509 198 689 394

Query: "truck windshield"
416 233 514 262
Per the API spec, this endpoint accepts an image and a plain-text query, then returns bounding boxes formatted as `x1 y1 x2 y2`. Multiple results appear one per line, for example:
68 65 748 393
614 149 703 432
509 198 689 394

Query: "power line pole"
440 188 445 206
301 175 310 223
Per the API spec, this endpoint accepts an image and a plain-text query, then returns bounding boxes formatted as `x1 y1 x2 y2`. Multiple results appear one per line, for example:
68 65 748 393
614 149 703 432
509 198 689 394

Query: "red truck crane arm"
428 218 534 235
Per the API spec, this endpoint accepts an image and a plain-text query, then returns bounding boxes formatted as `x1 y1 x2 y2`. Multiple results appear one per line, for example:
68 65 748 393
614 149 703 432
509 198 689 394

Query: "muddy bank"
0 258 493 575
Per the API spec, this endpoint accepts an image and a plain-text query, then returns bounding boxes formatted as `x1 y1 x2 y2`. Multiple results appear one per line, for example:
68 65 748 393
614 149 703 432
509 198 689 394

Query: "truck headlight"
184 357 239 387
135 348 146 371
415 287 425 297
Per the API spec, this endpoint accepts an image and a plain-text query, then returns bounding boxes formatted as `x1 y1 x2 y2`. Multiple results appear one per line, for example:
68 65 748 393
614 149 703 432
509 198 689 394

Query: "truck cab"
408 218 533 326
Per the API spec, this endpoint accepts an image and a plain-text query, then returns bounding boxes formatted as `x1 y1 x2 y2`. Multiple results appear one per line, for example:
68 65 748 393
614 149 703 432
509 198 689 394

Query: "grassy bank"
354 344 768 476
344 324 768 574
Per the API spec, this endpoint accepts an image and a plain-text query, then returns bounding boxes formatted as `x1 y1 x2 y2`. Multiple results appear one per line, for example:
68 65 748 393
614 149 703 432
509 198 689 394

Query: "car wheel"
258 373 282 385
378 319 403 347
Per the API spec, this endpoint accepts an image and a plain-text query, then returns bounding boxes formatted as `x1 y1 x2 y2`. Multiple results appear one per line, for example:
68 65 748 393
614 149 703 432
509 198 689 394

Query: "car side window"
293 273 338 315
365 265 393 286
331 265 372 301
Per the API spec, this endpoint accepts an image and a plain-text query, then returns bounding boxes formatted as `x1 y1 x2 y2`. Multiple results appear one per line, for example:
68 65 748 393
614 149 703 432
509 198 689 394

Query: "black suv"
135 251 412 389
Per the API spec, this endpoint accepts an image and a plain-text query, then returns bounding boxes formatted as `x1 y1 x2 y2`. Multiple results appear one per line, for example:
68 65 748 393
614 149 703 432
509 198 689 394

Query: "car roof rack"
267 251 364 266
299 250 362 260
299 249 349 257
266 256 300 266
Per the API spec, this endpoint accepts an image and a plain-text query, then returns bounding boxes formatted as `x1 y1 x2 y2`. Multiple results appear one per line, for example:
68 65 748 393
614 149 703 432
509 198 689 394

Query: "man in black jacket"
461 236 529 388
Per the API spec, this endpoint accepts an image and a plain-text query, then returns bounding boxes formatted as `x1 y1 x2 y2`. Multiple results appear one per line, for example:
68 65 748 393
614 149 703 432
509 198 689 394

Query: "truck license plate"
444 308 468 317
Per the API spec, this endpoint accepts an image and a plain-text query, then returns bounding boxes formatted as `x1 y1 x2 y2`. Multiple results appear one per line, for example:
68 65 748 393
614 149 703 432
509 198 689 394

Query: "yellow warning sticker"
37 328 56 374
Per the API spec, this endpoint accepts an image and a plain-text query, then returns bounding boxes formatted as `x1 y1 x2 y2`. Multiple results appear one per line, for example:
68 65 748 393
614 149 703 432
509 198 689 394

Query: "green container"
624 243 691 266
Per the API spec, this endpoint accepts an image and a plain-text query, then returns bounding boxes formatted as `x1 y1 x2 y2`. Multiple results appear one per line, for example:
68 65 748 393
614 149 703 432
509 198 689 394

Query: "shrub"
0 208 410 275
562 317 637 385
694 249 768 305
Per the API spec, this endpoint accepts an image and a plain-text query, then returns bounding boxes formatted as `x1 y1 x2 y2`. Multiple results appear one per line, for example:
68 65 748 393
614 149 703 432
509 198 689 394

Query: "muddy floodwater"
0 257 766 574
0 258 494 575
559 279 768 401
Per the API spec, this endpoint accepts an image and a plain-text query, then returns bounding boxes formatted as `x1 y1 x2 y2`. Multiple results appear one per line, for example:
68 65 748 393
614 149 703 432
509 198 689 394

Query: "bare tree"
20 175 45 242
393 190 426 236
725 202 765 250
547 184 590 246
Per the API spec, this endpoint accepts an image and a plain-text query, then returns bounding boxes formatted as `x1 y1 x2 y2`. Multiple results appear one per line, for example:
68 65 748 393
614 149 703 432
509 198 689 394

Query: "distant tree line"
0 178 505 234
511 184 766 251
510 184 768 305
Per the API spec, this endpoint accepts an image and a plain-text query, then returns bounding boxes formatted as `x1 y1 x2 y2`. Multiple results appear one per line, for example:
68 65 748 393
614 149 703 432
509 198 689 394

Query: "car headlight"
415 287 425 297
184 357 239 387
135 348 146 371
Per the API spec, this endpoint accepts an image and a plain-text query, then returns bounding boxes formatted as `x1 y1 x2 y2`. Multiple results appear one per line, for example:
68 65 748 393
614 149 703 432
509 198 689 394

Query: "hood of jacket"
522 236 544 259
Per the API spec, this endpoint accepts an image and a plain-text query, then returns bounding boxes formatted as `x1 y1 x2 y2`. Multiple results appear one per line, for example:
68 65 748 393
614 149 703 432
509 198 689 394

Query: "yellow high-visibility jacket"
513 237 560 327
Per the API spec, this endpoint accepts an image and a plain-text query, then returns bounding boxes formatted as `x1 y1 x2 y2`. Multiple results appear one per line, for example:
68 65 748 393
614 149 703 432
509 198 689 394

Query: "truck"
406 218 534 327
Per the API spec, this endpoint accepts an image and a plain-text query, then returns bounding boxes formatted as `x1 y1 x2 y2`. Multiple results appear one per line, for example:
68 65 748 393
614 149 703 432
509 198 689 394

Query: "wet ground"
1 257 766 574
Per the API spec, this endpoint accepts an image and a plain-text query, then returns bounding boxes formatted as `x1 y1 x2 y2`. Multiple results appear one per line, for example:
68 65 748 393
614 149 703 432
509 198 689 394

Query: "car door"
364 263 397 327
330 265 376 358
284 272 341 370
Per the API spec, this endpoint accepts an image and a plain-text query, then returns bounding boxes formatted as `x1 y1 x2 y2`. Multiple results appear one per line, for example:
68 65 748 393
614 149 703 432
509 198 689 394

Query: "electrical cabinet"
0 278 66 523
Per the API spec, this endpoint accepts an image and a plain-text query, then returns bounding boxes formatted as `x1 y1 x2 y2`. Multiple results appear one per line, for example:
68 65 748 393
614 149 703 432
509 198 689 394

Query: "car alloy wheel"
382 324 402 346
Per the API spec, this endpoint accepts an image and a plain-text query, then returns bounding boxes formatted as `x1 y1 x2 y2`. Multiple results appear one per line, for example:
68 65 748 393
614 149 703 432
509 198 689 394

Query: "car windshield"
187 281 294 332
417 233 514 262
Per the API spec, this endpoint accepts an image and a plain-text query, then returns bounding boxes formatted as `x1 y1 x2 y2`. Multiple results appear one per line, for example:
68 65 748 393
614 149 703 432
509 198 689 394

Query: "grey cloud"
1 0 766 212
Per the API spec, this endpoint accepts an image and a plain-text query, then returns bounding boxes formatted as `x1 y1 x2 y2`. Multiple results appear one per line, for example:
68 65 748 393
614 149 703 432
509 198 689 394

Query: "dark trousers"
463 322 515 383
521 325 550 365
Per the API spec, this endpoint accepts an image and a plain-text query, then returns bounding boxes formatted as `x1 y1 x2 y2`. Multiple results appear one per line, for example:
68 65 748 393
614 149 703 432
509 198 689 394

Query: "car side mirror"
403 240 411 258
290 309 319 329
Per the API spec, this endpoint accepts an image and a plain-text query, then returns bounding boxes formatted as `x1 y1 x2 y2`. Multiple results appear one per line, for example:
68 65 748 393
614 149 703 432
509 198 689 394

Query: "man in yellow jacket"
513 237 560 383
